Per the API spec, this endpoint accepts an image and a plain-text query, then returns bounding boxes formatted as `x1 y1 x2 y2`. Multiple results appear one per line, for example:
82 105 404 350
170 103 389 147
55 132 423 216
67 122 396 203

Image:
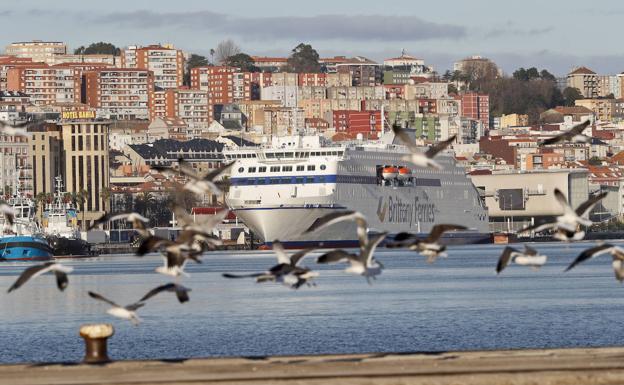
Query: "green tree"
184 54 209 85
448 83 459 95
226 53 259 72
563 87 583 106
540 69 556 81
75 189 89 231
286 43 321 73
74 42 120 55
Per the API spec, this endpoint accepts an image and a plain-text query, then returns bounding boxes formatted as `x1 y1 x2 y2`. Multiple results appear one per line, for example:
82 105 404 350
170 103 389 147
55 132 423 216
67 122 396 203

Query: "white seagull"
139 283 191 303
565 244 624 282
387 224 467 263
304 210 369 249
223 240 319 289
88 212 150 235
392 125 456 169
152 159 234 196
518 189 607 241
88 291 145 325
7 262 74 293
539 120 591 146
496 245 547 274
316 232 388 284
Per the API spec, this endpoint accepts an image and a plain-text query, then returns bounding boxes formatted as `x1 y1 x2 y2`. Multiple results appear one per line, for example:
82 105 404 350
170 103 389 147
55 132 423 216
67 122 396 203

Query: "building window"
307 165 315 171
296 165 305 171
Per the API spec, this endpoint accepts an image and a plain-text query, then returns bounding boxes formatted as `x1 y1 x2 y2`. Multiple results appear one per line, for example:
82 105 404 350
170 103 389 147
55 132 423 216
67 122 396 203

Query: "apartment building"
459 93 490 130
7 65 81 105
164 88 210 131
53 54 118 66
83 68 154 120
567 67 598 98
250 56 288 72
31 118 110 224
150 90 167 120
5 41 67 65
132 45 184 89
333 110 382 139
575 98 616 122
0 133 31 196
190 66 237 121
263 107 304 136
0 56 39 89
335 57 383 86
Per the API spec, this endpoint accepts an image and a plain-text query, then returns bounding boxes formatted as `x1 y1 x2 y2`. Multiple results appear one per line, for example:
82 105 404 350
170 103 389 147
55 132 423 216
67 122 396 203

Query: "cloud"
484 25 554 39
90 10 466 42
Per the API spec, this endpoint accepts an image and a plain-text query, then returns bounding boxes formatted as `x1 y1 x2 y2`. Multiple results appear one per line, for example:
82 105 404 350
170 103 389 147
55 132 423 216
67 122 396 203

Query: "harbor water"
1 241 623 364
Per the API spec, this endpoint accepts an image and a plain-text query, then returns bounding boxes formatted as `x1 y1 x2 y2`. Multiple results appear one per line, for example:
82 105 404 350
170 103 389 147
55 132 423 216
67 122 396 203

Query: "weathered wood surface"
3 347 624 385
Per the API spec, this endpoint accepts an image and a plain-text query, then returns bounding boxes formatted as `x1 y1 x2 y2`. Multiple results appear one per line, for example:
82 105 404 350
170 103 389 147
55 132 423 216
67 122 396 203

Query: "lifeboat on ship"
397 167 412 180
382 166 399 180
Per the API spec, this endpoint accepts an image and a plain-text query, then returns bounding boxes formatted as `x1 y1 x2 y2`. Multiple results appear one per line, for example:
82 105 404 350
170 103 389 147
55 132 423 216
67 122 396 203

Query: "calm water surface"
1 242 623 364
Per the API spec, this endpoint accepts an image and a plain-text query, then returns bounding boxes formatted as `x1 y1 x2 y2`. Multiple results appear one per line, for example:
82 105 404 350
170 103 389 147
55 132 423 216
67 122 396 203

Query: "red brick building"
7 65 82 105
83 68 154 120
333 110 382 139
459 93 490 130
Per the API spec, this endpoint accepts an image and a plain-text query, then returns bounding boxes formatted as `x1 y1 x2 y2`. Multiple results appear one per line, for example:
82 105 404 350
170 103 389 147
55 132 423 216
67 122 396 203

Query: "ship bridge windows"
258 166 266 173
248 167 256 173
270 166 280 172
296 165 305 171
283 166 293 172
307 165 316 171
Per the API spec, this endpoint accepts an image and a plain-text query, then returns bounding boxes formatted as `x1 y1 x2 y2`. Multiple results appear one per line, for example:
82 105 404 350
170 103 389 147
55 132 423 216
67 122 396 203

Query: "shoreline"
3 347 624 384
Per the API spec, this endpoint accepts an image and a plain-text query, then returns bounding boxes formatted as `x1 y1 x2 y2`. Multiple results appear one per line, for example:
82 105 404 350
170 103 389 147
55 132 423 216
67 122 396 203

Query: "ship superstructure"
0 175 52 261
225 134 489 248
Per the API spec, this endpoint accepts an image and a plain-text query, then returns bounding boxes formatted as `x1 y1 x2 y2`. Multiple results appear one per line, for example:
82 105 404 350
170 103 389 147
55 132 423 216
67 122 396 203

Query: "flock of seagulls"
2 118 621 327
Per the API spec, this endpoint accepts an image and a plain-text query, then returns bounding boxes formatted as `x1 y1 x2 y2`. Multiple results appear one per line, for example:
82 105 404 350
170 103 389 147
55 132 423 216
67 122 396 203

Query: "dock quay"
3 347 624 385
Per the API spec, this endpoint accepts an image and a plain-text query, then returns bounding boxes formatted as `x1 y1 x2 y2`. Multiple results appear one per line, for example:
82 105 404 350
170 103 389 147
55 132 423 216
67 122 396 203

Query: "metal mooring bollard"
79 324 114 364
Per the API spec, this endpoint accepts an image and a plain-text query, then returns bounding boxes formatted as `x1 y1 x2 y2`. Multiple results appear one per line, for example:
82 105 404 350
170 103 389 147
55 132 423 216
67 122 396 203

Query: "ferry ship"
42 177 94 257
0 184 53 261
225 132 490 248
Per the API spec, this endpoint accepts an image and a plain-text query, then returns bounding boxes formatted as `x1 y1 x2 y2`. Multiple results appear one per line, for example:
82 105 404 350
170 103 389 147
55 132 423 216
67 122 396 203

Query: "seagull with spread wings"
7 262 73 293
303 210 369 249
387 224 467 263
88 291 145 325
316 232 387 284
152 159 234 196
496 245 547 274
539 120 591 146
392 125 456 169
518 189 607 241
565 243 624 282
223 240 318 289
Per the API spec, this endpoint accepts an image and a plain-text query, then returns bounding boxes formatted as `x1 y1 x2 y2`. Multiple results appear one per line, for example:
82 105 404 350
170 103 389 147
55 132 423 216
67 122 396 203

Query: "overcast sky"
2 0 623 75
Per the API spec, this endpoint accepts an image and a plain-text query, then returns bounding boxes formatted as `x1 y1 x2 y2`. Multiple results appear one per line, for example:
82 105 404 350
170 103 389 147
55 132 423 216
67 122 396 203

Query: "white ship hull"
226 135 490 247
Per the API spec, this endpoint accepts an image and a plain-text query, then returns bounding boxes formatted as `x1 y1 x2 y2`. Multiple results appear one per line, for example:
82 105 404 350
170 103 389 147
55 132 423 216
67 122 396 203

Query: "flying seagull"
139 283 191 303
392 125 455 169
88 212 150 234
565 244 624 282
0 202 15 226
316 232 388 284
539 120 591 146
7 262 73 293
304 210 369 249
152 159 235 196
136 234 202 278
496 245 547 274
223 240 318 289
387 224 467 263
88 291 145 325
518 189 607 241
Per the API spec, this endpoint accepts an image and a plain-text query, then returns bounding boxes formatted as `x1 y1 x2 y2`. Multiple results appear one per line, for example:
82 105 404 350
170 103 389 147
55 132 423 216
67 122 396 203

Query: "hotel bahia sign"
61 110 96 120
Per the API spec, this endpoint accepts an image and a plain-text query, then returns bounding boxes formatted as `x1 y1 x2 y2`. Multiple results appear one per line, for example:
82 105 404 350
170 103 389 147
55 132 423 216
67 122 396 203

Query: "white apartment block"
5 41 67 65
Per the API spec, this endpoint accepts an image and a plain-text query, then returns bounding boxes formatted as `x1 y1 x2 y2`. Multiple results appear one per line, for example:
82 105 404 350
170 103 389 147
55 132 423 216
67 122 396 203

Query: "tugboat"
0 182 53 261
42 177 95 258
